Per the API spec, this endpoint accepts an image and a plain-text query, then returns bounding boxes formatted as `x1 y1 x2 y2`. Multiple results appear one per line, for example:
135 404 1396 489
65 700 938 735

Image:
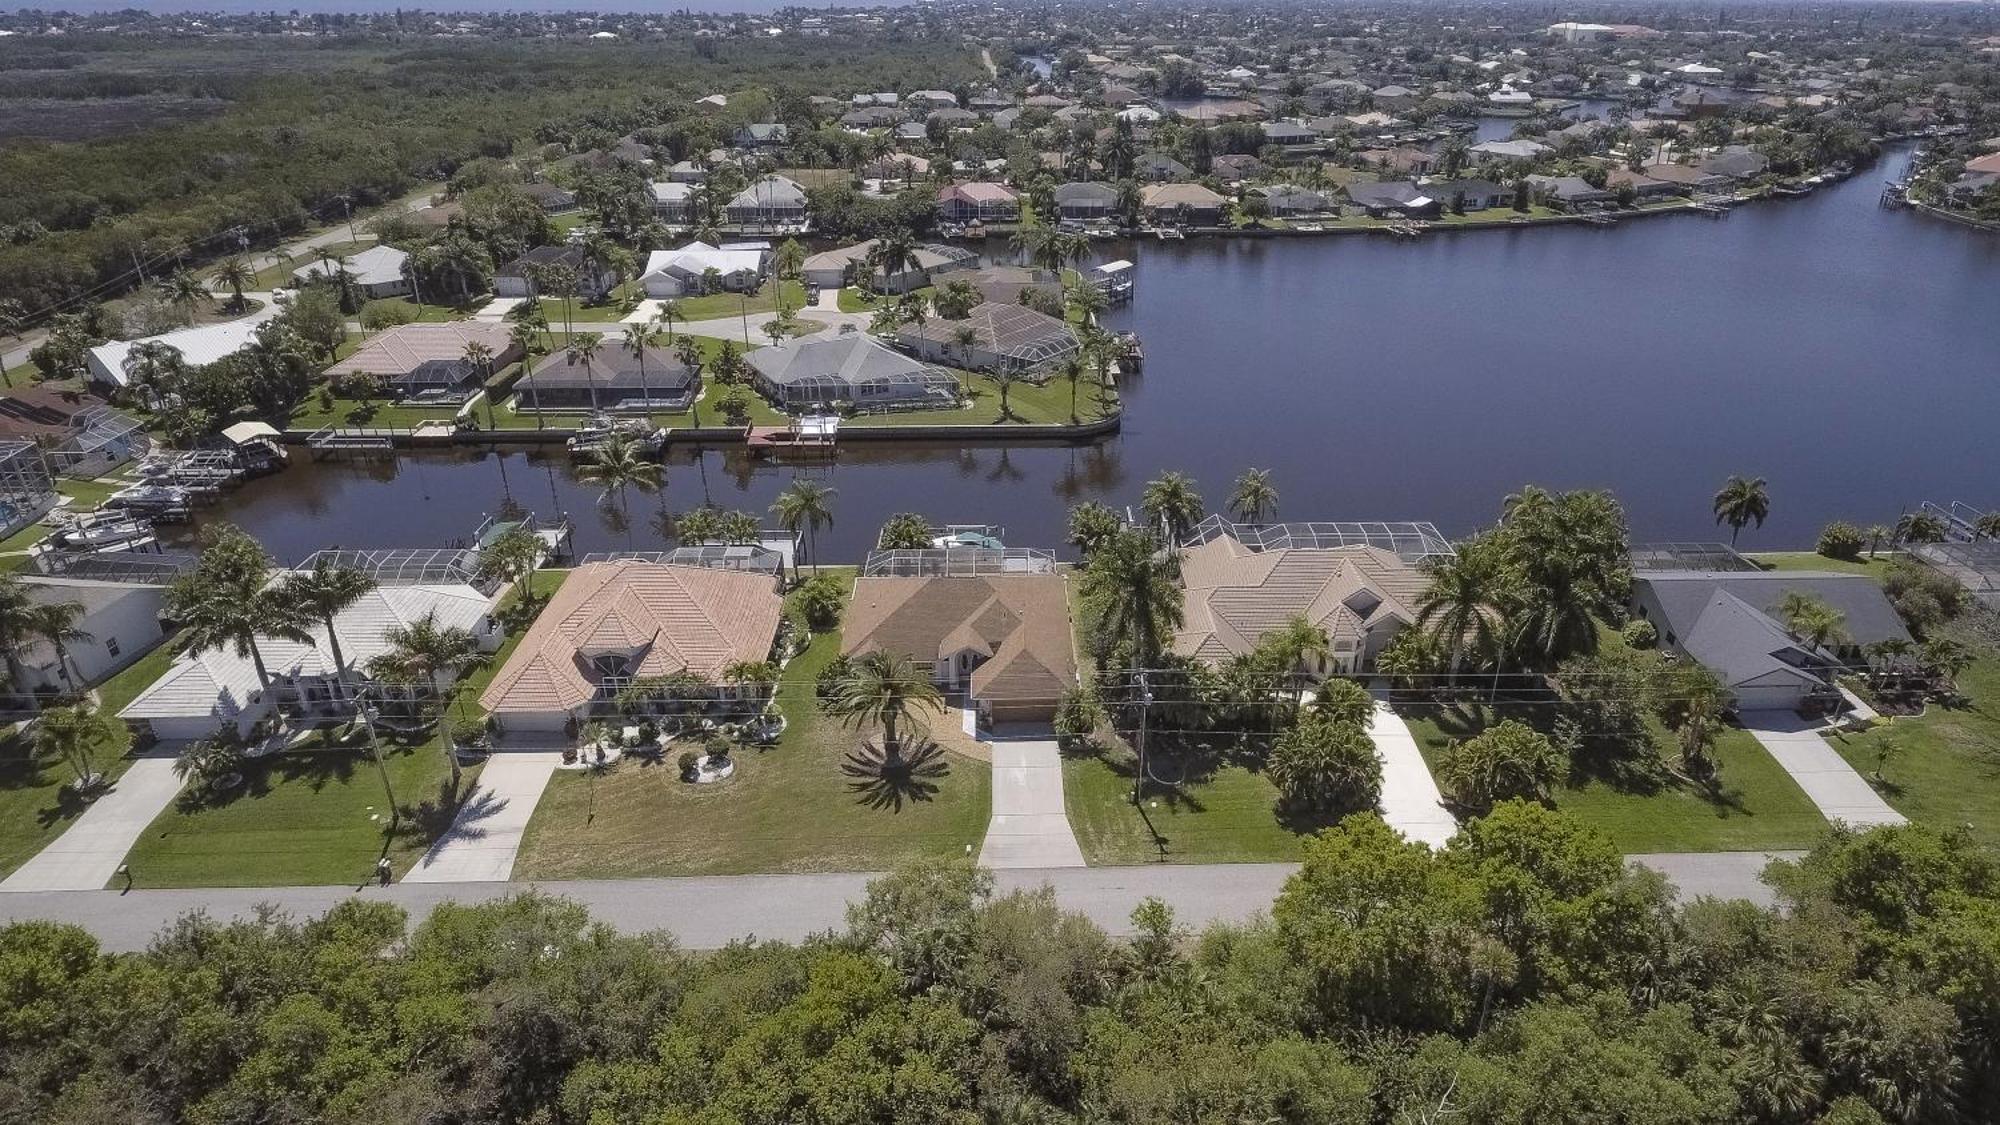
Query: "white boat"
51 511 155 551
104 482 192 518
566 416 666 458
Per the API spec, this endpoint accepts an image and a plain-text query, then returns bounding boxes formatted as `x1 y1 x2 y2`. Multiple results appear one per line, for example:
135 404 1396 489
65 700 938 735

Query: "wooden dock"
306 427 396 459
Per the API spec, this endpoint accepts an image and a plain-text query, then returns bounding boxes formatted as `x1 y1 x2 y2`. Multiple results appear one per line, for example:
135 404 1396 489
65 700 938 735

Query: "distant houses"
494 246 619 301
290 244 411 300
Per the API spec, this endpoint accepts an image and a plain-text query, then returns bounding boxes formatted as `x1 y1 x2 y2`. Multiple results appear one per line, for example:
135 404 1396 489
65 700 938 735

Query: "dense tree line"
3 814 1997 1123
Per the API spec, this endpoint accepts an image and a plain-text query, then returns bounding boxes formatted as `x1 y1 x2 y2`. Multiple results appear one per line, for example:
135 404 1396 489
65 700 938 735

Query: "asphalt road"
0 853 1796 953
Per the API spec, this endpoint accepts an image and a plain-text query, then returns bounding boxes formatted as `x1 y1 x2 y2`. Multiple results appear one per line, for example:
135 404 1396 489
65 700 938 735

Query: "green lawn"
0 639 177 878
1063 744 1309 865
282 399 463 432
1747 551 1898 578
668 279 808 322
0 520 52 554
113 575 565 888
513 607 992 878
360 297 472 324
57 477 125 509
1401 705 1826 852
1826 656 2000 848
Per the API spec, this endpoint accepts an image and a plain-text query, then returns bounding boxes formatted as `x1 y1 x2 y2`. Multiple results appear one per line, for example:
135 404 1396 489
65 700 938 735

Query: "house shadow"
842 739 949 812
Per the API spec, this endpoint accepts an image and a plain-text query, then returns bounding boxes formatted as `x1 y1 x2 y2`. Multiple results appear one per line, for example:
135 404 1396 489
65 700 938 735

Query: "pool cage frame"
0 440 59 538
1183 514 1456 563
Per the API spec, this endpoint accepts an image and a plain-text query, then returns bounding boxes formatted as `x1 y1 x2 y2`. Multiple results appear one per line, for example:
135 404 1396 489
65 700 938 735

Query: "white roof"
641 241 769 282
86 307 278 387
121 583 492 722
649 181 696 203
290 244 409 288
221 421 281 445
1093 259 1134 275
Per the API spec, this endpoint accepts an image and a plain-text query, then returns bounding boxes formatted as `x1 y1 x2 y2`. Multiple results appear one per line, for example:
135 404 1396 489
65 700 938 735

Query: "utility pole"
343 196 358 245
1131 669 1152 804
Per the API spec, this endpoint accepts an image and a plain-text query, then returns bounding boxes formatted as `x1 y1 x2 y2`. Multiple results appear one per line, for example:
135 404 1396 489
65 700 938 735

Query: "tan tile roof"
843 575 1077 707
480 561 783 715
1174 533 1425 663
325 322 520 380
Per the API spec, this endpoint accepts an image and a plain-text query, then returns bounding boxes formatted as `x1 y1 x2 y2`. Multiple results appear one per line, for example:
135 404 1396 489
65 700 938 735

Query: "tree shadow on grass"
842 739 949 812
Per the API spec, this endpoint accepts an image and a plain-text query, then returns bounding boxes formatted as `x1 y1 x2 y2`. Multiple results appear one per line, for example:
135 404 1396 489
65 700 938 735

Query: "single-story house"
638 241 770 298
1140 182 1229 225
1173 518 1434 677
667 160 709 183
516 347 698 412
521 181 579 213
1528 175 1615 207
895 302 1079 374
843 573 1078 723
928 108 978 129
861 153 931 180
724 176 809 227
733 123 790 149
1699 146 1771 182
1054 181 1120 220
649 181 697 223
85 313 276 391
959 265 1054 307
1345 180 1441 217
10 576 168 698
1210 153 1267 182
323 322 522 400
494 246 619 301
1469 138 1552 161
1358 147 1436 176
1605 168 1681 198
1434 178 1512 210
478 560 783 733
290 244 412 300
937 182 1021 223
801 239 976 293
1262 121 1318 146
907 89 959 109
1641 162 1729 191
123 582 501 742
748 334 956 411
1251 184 1333 216
1134 152 1194 181
1629 570 1912 712
842 105 905 129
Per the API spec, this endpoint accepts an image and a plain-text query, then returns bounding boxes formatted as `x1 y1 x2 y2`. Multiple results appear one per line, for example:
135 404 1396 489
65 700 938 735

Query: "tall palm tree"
212 258 255 312
1057 353 1087 422
621 322 662 410
566 334 605 414
376 610 479 787
25 600 93 694
1778 591 1848 653
823 650 942 766
1065 280 1107 328
1229 468 1278 525
771 480 835 575
1416 540 1504 682
872 234 920 293
1140 471 1204 545
657 301 684 342
280 562 378 696
35 699 117 789
462 340 496 427
577 431 663 546
1894 511 1949 544
508 320 547 427
161 270 211 326
165 526 315 695
1080 527 1185 672
1712 476 1770 546
0 570 38 692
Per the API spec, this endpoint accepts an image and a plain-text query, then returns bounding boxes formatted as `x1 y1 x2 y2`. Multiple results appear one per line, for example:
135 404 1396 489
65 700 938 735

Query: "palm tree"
1975 513 2000 542
165 527 315 695
771 480 835 576
462 340 496 427
1079 526 1185 672
657 300 685 343
35 699 117 789
161 270 211 326
1056 353 1087 423
822 650 943 766
1229 468 1278 525
1865 525 1893 558
376 610 479 786
566 333 605 414
1778 591 1848 653
280 562 377 696
25 599 93 694
475 524 543 607
872 233 921 293
1416 541 1503 682
621 322 662 410
1140 471 1204 545
0 570 38 692
577 432 663 546
1065 280 1107 328
508 320 548 427
1894 510 1949 544
212 258 255 312
1263 614 1332 712
1712 476 1770 546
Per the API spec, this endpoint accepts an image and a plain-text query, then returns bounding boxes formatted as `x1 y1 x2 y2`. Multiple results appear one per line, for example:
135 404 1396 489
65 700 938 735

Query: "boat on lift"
103 481 193 521
566 415 666 459
49 510 156 552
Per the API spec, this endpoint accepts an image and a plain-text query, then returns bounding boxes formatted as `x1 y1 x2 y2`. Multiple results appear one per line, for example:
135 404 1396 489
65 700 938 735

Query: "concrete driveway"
978 736 1085 868
1741 711 1905 829
1366 702 1460 848
402 751 562 883
2 753 186 892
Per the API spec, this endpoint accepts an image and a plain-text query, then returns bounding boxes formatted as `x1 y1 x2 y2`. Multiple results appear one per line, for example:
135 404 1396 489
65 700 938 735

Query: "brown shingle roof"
1174 533 1425 663
843 575 1077 707
480 561 782 715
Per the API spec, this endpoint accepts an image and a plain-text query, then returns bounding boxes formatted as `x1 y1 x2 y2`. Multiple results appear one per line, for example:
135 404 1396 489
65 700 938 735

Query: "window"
105 637 121 658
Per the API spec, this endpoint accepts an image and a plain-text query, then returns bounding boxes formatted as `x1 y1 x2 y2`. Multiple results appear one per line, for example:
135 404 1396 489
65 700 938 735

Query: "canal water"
201 148 2000 565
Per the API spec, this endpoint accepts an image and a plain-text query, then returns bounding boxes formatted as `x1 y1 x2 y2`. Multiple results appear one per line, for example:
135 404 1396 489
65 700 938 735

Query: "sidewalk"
1365 702 1460 848
978 736 1085 868
1741 711 1906 828
1 754 185 892
401 751 562 883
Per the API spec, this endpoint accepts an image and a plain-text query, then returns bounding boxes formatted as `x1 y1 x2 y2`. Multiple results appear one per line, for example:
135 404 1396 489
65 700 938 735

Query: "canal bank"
193 145 1999 563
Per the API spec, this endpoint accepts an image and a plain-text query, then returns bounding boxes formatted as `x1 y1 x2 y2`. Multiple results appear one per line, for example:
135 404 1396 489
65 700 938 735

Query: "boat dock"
306 427 397 459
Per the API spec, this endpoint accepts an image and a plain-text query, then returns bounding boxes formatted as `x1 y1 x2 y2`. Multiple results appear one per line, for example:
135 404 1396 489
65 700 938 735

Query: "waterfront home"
1605 168 1680 199
0 391 149 478
648 181 696 223
1469 138 1551 161
937 182 1021 223
1140 183 1229 226
1528 174 1614 208
85 315 274 393
732 123 790 149
895 303 1080 375
10 575 168 698
1262 120 1318 146
959 265 1055 307
1252 184 1334 216
290 244 411 300
843 572 1078 724
1209 154 1267 182
1133 152 1194 181
1357 147 1436 176
123 582 501 742
748 334 958 412
1698 146 1772 182
1172 517 1440 678
1344 180 1441 217
517 346 698 412
521 181 579 214
1628 571 1910 712
1641 162 1729 192
803 239 975 293
1370 84 1421 112
724 176 809 227
1054 181 1120 220
324 322 521 401
1434 178 1512 210
1341 111 1407 131
477 560 783 734
638 241 770 298
494 246 619 301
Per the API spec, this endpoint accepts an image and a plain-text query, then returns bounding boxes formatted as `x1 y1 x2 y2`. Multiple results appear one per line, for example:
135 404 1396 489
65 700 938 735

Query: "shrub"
789 574 846 633
1882 558 1965 635
1620 619 1657 650
1309 677 1375 727
717 387 752 425
1435 720 1564 815
677 751 699 780
1053 686 1105 749
815 654 854 702
1817 521 1865 561
359 298 419 331
1267 714 1381 815
449 719 488 748
877 512 932 550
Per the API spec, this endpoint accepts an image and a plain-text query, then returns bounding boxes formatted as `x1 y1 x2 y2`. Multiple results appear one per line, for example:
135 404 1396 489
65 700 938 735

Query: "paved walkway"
401 752 563 883
0 852 1788 953
1741 711 1906 829
1366 702 1460 848
473 297 526 322
978 736 1085 868
1 754 185 892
